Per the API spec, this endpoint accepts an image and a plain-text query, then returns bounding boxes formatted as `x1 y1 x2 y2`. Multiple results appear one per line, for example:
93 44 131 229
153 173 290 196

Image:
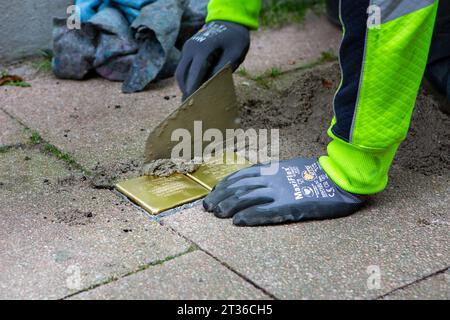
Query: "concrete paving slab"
0 59 44 82
0 148 191 299
0 148 70 193
163 169 449 300
0 72 263 188
382 271 449 300
0 110 28 147
242 14 341 76
0 76 181 186
0 15 340 185
70 251 270 300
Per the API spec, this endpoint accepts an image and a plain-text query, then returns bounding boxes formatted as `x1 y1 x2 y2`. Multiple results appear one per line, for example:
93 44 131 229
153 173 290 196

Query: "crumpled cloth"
52 0 207 93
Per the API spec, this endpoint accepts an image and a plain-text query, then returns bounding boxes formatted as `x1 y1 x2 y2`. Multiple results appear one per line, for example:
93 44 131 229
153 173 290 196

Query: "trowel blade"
144 65 240 163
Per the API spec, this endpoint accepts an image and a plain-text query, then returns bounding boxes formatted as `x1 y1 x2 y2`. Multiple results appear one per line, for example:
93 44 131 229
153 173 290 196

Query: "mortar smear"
142 159 200 177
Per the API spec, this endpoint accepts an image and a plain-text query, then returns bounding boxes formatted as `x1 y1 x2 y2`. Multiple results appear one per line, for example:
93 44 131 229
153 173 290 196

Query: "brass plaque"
187 153 252 191
116 174 209 215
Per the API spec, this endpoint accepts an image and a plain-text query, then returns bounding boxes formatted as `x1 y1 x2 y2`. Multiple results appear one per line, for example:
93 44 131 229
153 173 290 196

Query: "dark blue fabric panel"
332 0 371 142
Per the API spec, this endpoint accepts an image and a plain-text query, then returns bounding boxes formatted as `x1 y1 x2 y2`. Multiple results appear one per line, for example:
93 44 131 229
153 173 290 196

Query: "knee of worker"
319 138 399 195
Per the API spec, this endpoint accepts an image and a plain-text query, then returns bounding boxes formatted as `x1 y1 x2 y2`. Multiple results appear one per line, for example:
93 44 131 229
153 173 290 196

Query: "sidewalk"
1 14 448 300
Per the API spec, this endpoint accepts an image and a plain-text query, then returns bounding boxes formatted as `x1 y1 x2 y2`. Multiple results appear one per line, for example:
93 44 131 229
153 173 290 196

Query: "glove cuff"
206 0 261 29
319 134 400 195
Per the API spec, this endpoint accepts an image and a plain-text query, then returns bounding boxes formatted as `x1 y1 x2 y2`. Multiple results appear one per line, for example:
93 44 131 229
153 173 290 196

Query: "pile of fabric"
53 0 208 93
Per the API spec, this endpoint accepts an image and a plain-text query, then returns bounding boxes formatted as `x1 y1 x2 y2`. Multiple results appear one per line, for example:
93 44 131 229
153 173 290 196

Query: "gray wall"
0 0 72 63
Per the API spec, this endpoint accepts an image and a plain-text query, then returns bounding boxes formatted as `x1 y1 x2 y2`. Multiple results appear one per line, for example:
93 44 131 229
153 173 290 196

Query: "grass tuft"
319 50 338 63
29 131 43 145
0 71 32 87
252 67 284 88
268 67 283 78
260 0 325 28
236 67 250 78
3 80 31 87
32 49 54 73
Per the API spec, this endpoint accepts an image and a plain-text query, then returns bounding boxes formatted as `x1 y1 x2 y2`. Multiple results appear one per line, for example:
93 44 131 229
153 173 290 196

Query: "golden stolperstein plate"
116 174 209 215
187 152 252 191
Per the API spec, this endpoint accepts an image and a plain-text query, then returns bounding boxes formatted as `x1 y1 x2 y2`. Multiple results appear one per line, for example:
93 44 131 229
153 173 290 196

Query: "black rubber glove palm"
176 20 250 100
203 158 365 226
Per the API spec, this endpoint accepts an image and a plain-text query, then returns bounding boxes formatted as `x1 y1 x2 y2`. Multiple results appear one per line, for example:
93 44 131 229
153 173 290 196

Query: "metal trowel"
117 66 247 215
144 65 240 163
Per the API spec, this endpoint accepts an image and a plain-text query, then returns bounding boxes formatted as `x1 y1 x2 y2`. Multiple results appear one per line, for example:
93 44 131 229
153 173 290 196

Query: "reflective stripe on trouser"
319 0 439 195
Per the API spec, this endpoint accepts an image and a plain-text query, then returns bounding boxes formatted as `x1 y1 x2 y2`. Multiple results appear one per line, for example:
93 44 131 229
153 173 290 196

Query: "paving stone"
163 169 450 299
383 271 449 300
0 149 190 299
70 251 269 300
0 110 28 147
0 76 181 182
0 147 69 193
242 14 341 76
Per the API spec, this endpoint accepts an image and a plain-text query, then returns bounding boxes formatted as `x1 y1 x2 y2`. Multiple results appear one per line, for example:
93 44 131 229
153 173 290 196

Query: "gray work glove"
203 158 365 226
176 20 250 100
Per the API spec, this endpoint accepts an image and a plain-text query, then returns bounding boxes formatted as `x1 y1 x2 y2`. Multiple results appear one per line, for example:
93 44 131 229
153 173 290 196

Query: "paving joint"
237 51 338 90
1 107 94 175
0 143 25 153
159 220 279 300
62 244 199 300
376 266 450 299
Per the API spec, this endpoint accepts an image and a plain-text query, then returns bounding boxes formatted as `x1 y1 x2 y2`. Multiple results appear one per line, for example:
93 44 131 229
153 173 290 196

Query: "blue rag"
76 0 156 23
53 0 208 93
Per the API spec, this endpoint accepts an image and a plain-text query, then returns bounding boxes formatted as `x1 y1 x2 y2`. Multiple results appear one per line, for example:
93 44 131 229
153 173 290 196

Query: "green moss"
142 244 198 269
43 143 81 170
249 51 338 89
284 51 337 75
63 244 199 298
260 0 325 28
0 146 13 153
27 130 89 174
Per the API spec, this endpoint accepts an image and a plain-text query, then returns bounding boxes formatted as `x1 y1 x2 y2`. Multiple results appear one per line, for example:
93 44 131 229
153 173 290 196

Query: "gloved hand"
176 20 250 100
203 158 365 226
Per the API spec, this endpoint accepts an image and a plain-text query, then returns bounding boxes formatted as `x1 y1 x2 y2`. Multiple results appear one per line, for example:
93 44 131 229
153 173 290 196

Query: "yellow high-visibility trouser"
207 0 439 194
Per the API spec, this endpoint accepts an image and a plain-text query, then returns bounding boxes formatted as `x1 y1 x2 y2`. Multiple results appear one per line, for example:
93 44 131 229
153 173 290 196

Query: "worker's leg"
425 0 450 113
320 0 439 195
202 0 439 226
